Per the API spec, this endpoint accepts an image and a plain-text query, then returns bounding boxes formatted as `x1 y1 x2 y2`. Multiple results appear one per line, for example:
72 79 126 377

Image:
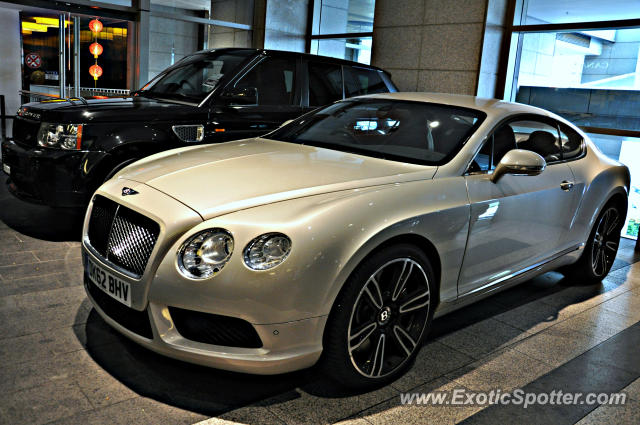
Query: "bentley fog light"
37 122 83 150
178 229 234 279
244 233 292 270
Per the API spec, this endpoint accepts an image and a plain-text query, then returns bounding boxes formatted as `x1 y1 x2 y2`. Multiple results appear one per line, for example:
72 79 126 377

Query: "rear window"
344 67 388 98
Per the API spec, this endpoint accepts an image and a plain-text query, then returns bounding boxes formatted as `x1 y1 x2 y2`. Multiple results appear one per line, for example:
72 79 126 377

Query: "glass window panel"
517 0 640 25
587 133 640 240
308 62 343 106
312 0 375 35
510 120 562 161
512 28 640 132
344 66 387 97
235 58 297 105
310 36 372 64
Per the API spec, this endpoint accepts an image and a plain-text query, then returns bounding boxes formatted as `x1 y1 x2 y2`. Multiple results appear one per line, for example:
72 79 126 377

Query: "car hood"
20 96 198 123
117 138 436 219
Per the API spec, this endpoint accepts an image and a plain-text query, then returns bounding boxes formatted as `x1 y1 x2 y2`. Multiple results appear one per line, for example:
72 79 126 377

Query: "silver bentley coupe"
82 93 630 388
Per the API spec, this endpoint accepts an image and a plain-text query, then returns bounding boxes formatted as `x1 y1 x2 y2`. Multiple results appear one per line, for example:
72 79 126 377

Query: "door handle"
560 181 574 191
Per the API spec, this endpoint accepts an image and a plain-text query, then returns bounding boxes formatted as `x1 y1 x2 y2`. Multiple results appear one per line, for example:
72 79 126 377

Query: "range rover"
1 48 396 207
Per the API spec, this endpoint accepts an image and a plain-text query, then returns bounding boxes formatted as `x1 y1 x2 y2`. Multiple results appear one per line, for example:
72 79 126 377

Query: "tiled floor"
1 180 639 425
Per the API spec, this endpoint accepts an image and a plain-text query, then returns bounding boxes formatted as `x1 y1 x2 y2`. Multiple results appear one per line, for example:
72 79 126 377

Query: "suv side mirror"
491 149 546 183
221 87 258 106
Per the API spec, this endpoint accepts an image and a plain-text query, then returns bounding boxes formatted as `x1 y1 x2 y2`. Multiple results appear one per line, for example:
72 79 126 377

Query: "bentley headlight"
244 233 292 270
178 229 234 279
37 122 83 150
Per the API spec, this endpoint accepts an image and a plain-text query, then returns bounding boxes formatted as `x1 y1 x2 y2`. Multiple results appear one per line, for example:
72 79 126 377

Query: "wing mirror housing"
490 149 546 183
221 87 258 106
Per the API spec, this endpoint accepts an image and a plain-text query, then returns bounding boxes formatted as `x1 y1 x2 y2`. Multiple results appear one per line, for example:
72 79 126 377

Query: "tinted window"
143 50 253 102
511 120 562 162
559 123 584 160
266 100 485 165
309 62 343 106
344 67 387 97
235 58 297 105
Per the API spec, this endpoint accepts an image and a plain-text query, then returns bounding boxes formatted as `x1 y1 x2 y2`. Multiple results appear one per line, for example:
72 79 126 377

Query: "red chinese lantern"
89 19 103 33
89 64 103 81
89 42 103 58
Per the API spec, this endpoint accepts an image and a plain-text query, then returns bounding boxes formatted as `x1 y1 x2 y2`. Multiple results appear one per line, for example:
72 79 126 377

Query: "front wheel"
564 203 624 283
321 244 435 389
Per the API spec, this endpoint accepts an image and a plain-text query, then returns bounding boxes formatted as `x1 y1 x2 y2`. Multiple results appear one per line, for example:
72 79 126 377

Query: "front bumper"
1 139 108 207
83 246 326 374
81 181 326 374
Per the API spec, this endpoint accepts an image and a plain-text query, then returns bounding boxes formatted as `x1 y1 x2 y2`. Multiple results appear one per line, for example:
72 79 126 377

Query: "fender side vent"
172 125 204 142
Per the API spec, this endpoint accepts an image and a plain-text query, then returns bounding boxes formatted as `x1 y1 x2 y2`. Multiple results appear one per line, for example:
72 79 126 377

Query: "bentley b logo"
122 187 139 196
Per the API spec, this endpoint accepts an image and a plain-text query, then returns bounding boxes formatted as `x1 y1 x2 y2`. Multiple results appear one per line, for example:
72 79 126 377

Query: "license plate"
86 256 132 307
2 163 9 175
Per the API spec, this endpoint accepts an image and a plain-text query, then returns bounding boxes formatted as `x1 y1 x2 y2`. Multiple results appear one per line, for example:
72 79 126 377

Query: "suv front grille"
12 116 41 148
87 195 160 277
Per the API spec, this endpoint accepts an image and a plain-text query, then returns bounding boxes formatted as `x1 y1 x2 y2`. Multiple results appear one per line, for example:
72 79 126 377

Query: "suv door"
343 66 390 98
211 55 303 140
459 116 580 295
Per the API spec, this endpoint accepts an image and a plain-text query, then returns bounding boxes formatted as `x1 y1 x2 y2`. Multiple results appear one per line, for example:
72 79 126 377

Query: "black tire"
321 244 436 389
563 202 624 284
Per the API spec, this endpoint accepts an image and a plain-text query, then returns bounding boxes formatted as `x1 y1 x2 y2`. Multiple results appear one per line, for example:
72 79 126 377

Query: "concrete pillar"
372 0 507 96
263 0 309 53
134 0 150 88
0 8 22 137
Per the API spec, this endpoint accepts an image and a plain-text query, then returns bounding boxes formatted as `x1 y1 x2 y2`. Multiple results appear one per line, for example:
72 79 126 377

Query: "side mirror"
490 149 546 183
221 87 258 106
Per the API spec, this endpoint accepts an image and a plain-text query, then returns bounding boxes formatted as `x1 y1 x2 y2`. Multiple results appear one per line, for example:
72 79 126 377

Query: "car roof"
192 47 388 72
355 92 556 120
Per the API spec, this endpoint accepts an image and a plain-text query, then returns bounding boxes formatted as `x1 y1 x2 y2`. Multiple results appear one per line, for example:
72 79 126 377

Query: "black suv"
1 48 396 207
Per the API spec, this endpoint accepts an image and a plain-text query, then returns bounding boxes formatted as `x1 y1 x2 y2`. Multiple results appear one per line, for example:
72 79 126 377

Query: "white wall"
0 8 22 138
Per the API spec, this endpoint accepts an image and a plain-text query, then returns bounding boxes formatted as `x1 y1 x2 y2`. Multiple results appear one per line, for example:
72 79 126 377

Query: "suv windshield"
141 50 254 103
265 99 485 165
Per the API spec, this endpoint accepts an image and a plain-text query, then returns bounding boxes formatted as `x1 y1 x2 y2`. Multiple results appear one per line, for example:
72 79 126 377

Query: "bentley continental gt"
82 93 630 388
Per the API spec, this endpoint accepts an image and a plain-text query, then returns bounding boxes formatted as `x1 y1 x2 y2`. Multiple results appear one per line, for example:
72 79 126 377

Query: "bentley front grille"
87 195 160 277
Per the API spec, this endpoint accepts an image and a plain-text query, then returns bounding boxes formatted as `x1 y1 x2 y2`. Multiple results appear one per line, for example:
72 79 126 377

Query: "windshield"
141 50 254 103
265 99 486 165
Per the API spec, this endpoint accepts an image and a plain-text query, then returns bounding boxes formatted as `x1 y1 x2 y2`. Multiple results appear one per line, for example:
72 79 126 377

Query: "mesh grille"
88 196 118 257
169 307 263 348
87 195 160 277
12 117 41 148
172 125 202 142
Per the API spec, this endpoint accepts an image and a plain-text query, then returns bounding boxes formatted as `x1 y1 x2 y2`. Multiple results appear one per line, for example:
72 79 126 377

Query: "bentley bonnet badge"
122 187 139 196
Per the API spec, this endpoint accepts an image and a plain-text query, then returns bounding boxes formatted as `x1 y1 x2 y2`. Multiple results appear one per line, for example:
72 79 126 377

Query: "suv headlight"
244 233 292 270
178 229 234 279
37 123 83 150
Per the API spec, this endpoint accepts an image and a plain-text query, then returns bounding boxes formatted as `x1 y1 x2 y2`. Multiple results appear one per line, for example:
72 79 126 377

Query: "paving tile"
599 291 640 321
576 397 640 425
0 381 93 425
0 258 83 281
264 383 399 425
0 301 91 339
437 318 531 360
357 377 482 425
510 325 604 368
622 377 640 401
0 332 60 366
0 272 72 297
15 285 88 310
32 245 82 262
551 304 639 343
215 406 286 425
75 367 140 409
390 340 474 392
0 251 39 267
445 348 550 392
491 298 575 334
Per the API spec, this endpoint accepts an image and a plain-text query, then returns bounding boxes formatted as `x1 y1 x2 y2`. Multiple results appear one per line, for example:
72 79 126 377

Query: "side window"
468 138 493 173
511 120 562 162
344 67 388 98
308 62 343 107
558 123 584 160
235 58 296 105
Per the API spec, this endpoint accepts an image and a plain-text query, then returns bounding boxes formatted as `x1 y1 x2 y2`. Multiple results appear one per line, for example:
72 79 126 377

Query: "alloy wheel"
347 258 430 378
591 207 620 277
